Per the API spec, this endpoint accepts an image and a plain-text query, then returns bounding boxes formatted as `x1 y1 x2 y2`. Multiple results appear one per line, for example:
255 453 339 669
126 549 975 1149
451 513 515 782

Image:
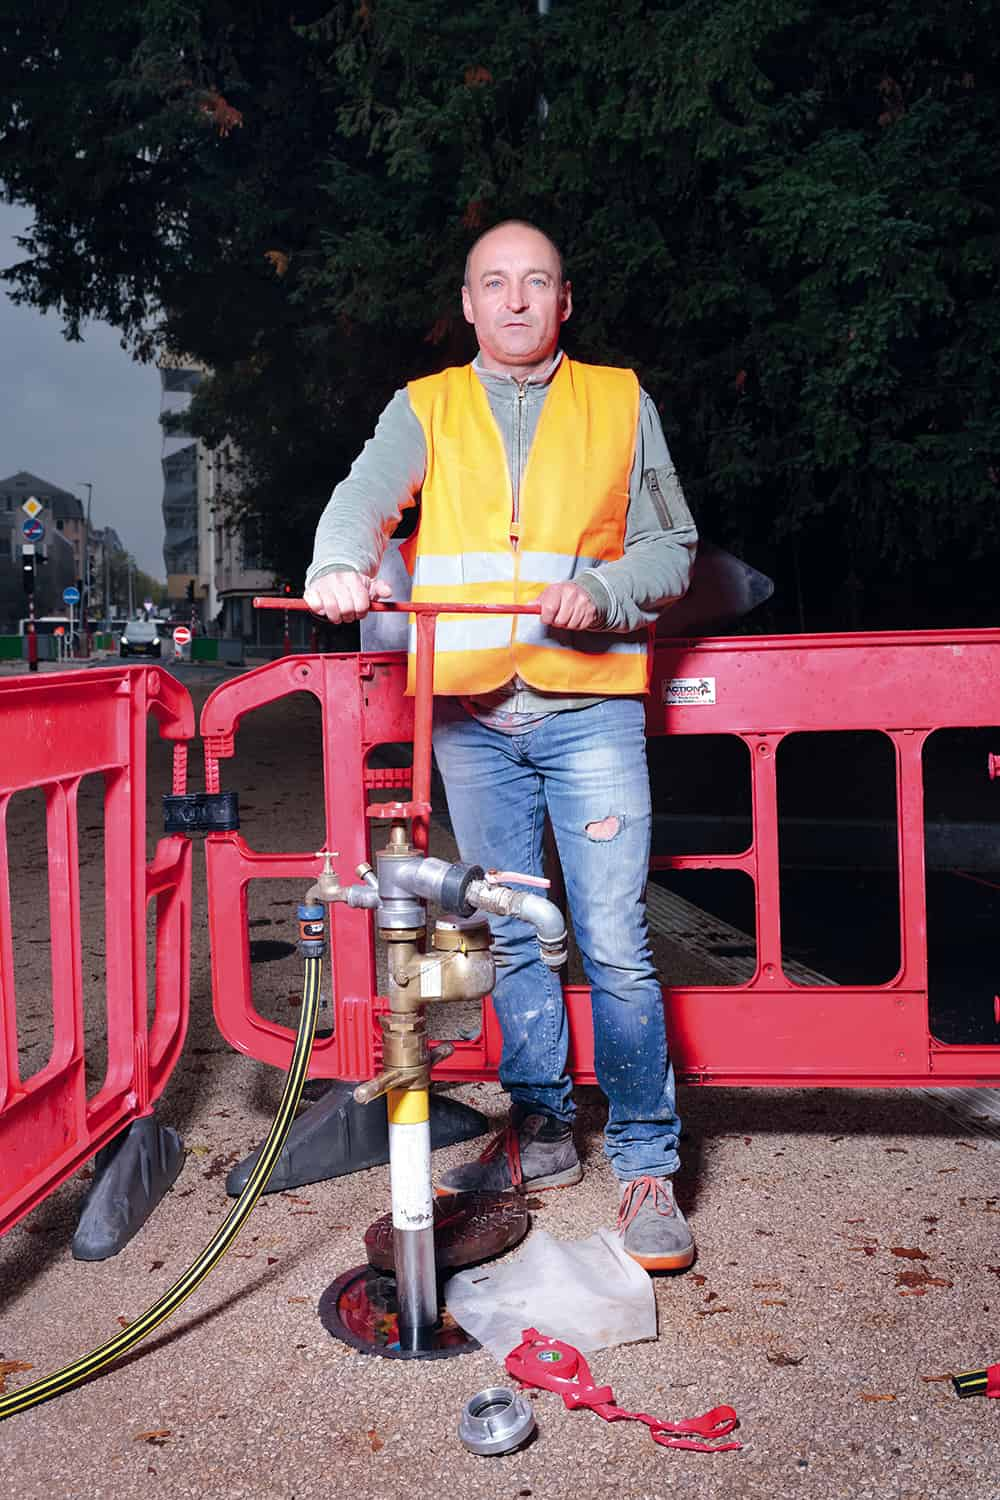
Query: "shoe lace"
477 1124 523 1189
617 1176 676 1233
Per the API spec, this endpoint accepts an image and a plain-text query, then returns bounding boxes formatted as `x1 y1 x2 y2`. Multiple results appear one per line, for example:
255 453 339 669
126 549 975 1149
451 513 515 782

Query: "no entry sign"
172 625 192 646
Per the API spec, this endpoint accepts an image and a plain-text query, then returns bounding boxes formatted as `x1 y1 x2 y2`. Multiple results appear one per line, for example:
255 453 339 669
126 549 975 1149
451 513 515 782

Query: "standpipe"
309 831 567 1350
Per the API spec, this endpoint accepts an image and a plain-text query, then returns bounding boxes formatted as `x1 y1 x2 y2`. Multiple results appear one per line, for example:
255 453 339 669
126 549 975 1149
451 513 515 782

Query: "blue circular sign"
62 586 81 605
22 517 44 542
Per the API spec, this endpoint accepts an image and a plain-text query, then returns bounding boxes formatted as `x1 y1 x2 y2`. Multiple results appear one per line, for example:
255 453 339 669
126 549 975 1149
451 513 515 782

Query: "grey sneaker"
617 1176 695 1271
436 1112 582 1196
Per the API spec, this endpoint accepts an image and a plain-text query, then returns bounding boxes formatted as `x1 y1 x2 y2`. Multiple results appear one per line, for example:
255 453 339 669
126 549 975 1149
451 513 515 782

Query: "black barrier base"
72 1113 185 1261
225 1083 489 1197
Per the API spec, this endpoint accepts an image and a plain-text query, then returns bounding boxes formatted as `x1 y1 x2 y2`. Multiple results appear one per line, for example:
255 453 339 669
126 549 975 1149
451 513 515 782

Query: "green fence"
0 636 22 660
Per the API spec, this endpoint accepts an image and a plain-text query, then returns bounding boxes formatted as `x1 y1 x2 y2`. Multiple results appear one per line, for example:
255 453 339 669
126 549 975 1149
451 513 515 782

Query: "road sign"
172 625 192 646
63 586 81 606
22 518 44 543
22 496 43 519
53 626 65 637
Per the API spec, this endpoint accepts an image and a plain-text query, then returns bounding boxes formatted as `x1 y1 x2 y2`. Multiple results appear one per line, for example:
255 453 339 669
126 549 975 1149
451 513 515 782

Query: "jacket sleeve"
304 389 427 589
574 389 698 632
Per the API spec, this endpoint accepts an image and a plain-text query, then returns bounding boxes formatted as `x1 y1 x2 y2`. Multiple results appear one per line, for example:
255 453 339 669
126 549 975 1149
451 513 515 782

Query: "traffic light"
283 582 293 596
186 580 195 602
21 554 34 596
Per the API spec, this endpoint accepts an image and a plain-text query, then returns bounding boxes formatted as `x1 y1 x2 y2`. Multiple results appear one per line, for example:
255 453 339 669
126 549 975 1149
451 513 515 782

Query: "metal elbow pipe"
465 879 568 969
512 890 566 945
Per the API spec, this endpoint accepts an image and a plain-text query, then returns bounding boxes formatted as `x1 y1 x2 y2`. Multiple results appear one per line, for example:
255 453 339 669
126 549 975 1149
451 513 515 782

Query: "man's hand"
303 570 392 624
537 581 602 631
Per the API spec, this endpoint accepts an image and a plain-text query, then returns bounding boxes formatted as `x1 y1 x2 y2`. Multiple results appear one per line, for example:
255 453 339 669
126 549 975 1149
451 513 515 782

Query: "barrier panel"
205 628 1000 1090
0 667 194 1236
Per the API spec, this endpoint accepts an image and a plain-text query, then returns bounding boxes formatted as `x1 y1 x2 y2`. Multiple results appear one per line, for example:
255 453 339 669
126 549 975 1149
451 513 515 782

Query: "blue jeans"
432 696 681 1180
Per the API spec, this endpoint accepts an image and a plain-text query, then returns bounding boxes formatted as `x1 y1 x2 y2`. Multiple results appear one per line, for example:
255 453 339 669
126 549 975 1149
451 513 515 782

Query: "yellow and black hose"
0 949 322 1422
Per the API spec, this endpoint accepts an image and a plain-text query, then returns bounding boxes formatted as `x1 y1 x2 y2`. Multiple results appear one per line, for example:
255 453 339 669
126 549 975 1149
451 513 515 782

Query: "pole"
27 593 38 673
127 557 134 618
78 483 93 657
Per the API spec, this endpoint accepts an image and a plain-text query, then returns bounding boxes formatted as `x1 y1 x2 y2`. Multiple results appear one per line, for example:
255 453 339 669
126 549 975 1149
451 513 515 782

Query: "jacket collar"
472 348 564 393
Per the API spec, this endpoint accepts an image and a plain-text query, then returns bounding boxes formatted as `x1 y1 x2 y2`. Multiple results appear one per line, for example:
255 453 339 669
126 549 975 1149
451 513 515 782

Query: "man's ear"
560 280 573 324
461 284 475 325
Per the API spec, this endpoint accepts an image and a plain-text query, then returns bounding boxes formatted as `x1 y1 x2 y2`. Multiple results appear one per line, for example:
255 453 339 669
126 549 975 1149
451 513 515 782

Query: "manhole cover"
364 1191 528 1273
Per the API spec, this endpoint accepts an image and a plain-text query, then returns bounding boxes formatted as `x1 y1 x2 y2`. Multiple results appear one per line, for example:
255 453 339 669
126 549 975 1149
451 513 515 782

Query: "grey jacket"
307 351 697 708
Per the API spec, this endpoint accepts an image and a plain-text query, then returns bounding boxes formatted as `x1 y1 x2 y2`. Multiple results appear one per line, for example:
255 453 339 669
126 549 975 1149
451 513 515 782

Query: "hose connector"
296 903 326 958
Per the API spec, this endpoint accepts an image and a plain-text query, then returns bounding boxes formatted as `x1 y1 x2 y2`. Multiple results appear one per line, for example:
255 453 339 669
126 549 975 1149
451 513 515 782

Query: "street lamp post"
77 482 93 657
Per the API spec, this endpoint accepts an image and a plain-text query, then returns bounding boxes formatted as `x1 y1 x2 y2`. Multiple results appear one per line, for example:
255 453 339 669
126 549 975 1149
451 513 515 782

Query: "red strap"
505 1329 741 1452
986 1364 1000 1398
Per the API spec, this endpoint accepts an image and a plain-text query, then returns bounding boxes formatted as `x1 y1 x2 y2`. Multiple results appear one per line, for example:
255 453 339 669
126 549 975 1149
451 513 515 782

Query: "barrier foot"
225 1083 489 1197
71 1113 185 1262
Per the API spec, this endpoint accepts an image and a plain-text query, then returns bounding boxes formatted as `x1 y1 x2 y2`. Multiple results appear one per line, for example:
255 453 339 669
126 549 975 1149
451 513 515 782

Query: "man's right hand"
303 570 393 624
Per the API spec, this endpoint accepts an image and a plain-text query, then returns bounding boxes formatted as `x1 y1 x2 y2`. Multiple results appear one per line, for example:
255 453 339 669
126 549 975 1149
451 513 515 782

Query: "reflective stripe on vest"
404 358 648 696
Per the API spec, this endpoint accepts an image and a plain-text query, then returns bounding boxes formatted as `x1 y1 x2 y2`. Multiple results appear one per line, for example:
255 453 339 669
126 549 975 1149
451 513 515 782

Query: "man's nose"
504 284 529 311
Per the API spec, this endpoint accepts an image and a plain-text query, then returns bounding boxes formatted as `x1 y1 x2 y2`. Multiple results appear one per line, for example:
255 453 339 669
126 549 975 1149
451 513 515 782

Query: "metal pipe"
387 1087 437 1346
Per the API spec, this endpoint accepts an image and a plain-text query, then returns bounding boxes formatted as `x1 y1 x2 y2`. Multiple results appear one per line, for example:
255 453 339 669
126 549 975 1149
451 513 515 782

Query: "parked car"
119 619 162 658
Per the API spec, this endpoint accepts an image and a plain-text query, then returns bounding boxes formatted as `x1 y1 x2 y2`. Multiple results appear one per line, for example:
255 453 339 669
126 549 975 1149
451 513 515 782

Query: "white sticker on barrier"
663 676 716 705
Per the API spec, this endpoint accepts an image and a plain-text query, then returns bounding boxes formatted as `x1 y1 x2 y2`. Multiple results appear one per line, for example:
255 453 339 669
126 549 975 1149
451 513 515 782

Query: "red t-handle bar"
253 595 541 852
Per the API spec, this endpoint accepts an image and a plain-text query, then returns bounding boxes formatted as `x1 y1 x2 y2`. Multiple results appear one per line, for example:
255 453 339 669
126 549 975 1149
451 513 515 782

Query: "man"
305 220 698 1270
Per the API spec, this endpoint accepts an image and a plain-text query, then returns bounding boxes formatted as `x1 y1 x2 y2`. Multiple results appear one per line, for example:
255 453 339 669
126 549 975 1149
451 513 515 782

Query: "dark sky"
0 202 165 580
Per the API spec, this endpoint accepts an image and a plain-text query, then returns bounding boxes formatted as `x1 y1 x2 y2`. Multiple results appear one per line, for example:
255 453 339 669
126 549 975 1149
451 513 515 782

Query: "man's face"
461 224 572 375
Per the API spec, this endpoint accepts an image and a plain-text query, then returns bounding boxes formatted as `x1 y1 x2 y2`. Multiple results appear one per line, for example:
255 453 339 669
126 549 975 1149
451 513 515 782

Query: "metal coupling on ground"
458 1387 536 1456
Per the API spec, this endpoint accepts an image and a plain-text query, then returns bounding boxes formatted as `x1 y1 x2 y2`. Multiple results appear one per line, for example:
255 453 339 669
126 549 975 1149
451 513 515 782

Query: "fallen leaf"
690 1273 707 1286
367 1427 385 1453
762 1299 788 1307
695 1305 731 1317
848 1245 878 1256
189 1145 210 1158
287 1296 308 1304
281 1194 312 1205
895 1268 953 1291
987 1267 1000 1278
956 1141 978 1151
134 1431 172 1446
890 1247 929 1260
766 1350 804 1367
938 1167 958 1174
148 1261 165 1272
0 1360 33 1393
920 1374 953 1383
860 1392 896 1402
703 1291 719 1304
753 1281 783 1290
117 1316 132 1328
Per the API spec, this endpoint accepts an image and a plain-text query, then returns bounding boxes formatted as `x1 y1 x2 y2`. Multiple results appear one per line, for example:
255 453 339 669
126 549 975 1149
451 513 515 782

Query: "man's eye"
484 279 503 289
530 277 549 287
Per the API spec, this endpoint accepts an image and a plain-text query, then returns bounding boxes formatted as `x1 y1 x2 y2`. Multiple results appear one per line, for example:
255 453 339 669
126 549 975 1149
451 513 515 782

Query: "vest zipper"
511 379 527 655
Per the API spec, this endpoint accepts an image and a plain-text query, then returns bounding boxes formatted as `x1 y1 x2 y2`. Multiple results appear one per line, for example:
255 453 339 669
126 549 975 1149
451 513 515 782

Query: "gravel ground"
2 668 999 1500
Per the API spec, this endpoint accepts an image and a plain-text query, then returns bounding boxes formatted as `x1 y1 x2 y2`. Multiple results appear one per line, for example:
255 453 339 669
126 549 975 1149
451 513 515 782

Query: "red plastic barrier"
0 667 193 1236
205 626 1000 1089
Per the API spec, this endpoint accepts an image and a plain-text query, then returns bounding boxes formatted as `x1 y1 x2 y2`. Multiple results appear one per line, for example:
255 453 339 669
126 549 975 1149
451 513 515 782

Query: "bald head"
464 220 565 288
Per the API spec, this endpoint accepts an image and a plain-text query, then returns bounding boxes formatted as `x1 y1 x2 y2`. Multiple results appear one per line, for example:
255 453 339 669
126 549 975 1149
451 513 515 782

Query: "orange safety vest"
402 357 650 697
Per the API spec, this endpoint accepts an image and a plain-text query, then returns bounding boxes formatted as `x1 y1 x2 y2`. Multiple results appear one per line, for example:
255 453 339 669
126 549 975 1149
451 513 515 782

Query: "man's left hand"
537 581 602 630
